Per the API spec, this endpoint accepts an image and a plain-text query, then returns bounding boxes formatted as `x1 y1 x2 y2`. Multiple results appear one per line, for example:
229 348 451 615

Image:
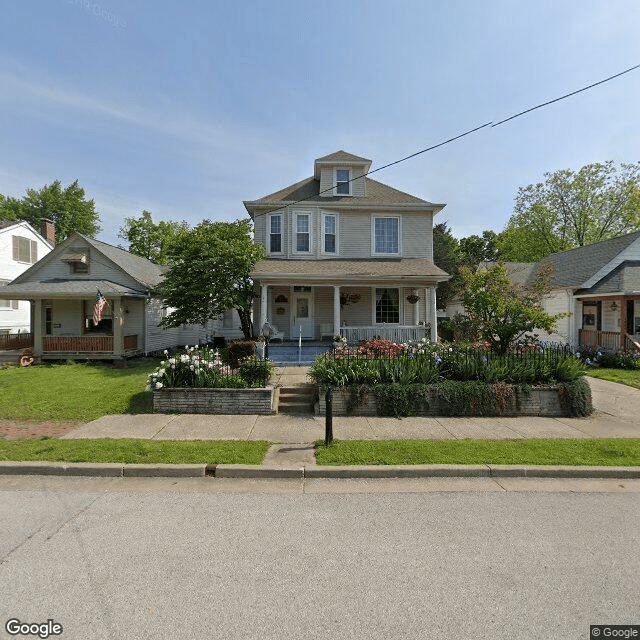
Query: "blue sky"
2 0 639 245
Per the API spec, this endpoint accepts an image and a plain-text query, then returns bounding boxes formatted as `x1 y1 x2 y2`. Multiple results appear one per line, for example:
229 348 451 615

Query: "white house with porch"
245 150 449 344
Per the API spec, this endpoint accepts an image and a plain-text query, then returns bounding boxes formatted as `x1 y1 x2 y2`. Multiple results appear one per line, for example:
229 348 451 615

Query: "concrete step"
278 385 316 414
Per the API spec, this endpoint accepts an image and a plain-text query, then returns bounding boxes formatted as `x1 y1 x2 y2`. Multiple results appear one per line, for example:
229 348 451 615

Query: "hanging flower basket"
406 294 420 304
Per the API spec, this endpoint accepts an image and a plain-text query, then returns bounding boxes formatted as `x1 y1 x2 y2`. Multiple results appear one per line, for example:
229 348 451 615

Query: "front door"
291 293 314 339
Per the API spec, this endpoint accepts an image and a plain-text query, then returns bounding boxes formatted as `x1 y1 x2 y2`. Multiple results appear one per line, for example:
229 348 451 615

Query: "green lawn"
315 438 640 466
0 438 270 464
587 368 640 389
0 359 159 422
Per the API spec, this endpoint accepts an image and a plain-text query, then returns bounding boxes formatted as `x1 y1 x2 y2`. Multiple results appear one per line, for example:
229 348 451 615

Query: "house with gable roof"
0 219 54 343
244 150 450 343
446 231 640 352
0 232 227 360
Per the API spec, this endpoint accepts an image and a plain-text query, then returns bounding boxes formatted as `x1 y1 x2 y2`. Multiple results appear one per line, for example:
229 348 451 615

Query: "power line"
259 63 639 214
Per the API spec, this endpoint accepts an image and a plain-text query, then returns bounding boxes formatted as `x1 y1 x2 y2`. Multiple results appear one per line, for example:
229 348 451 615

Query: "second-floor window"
335 169 350 195
323 214 337 254
12 236 38 264
269 214 282 253
373 217 400 255
295 213 310 252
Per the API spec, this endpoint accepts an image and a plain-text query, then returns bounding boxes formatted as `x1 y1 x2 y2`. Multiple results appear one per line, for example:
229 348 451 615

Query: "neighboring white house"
446 231 640 351
0 232 240 360
244 150 450 343
0 220 54 336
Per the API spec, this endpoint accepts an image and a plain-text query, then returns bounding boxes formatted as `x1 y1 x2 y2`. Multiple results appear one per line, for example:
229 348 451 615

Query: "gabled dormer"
314 150 371 198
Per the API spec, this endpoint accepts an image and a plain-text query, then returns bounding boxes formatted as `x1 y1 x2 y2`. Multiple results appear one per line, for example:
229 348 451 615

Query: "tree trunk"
237 307 253 340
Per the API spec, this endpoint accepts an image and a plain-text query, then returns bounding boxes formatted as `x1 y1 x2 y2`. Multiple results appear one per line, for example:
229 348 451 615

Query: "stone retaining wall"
154 387 276 414
317 385 572 417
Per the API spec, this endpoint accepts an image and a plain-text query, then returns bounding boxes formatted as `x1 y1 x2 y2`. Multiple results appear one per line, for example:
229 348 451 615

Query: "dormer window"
335 169 351 196
62 250 89 274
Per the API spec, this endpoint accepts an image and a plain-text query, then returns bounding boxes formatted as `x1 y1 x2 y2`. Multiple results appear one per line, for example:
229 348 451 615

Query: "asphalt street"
1 479 638 640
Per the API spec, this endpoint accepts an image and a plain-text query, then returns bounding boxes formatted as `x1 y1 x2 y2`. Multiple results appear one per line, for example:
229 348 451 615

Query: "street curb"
0 462 638 479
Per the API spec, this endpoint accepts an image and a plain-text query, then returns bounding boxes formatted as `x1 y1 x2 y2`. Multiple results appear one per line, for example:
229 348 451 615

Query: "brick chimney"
41 219 56 246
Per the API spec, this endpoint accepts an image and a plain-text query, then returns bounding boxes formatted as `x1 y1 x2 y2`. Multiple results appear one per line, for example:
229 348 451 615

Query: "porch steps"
278 385 316 414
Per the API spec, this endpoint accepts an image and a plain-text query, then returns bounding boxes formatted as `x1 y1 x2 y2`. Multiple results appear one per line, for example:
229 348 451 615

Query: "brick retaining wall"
317 385 571 417
154 387 276 414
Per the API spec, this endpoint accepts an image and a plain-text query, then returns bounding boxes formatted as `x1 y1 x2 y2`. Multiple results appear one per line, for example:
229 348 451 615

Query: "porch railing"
0 333 32 349
579 329 621 351
340 325 428 344
43 336 114 352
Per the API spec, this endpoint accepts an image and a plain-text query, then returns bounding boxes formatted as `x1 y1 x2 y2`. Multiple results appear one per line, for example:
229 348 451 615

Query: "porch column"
333 286 341 337
113 297 123 357
428 286 438 342
620 296 627 350
413 289 420 325
259 284 268 331
33 299 43 358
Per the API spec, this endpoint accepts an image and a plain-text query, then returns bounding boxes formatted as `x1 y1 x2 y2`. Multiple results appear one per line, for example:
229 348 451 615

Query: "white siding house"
0 220 54 336
0 232 229 360
245 150 450 343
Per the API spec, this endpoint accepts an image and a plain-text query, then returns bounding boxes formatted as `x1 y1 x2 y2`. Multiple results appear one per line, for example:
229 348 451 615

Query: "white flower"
190 364 195 371
155 382 163 389
164 350 168 355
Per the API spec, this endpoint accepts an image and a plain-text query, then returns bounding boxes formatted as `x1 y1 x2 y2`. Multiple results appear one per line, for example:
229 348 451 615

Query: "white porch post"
428 286 438 342
33 299 43 358
259 284 268 331
413 289 420 325
333 286 341 336
113 297 123 357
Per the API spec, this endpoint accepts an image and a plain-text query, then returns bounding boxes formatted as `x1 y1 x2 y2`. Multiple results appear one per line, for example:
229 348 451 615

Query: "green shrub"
558 379 593 416
552 355 586 381
239 358 274 387
374 383 431 417
227 340 256 367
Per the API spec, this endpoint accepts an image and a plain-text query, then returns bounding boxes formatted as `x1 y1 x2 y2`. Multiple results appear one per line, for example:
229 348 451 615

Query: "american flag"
93 290 107 325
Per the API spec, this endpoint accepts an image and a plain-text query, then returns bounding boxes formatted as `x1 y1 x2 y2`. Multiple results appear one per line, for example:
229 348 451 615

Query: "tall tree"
458 262 568 354
0 180 101 242
157 219 264 339
118 210 189 265
504 161 640 260
459 230 500 266
432 222 462 309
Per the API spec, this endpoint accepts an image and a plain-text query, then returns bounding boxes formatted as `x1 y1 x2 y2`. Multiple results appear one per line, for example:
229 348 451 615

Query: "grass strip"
315 438 640 467
0 438 270 465
587 368 640 390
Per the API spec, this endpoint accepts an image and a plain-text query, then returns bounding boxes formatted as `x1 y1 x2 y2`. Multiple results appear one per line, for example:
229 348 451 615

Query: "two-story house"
0 220 54 341
244 151 449 344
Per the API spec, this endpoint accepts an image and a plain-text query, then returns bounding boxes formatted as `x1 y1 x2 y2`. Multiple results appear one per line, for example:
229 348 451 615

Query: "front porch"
257 283 439 344
578 295 640 353
41 334 141 359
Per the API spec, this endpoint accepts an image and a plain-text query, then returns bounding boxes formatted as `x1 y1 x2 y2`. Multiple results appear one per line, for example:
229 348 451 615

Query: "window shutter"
12 236 19 261
31 240 38 263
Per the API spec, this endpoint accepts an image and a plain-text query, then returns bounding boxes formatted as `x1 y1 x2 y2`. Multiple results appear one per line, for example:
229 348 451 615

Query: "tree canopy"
0 180 101 242
157 219 264 339
118 210 189 265
504 161 640 260
457 262 568 354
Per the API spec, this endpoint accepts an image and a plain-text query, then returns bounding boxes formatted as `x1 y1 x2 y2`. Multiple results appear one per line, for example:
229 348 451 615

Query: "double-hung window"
322 214 337 254
0 279 18 309
335 169 350 195
373 217 400 255
295 212 310 253
12 236 38 264
269 214 282 253
375 288 400 323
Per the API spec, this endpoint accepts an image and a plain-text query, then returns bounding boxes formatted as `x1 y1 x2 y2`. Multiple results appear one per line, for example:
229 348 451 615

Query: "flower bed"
312 339 592 417
149 346 276 414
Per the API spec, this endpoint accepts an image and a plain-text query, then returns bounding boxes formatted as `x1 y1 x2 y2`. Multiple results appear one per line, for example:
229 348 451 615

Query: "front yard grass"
315 438 640 466
0 359 160 422
0 438 270 465
587 368 640 390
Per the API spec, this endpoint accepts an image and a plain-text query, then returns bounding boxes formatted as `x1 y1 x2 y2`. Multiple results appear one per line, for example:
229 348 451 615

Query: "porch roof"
0 278 146 299
252 258 449 284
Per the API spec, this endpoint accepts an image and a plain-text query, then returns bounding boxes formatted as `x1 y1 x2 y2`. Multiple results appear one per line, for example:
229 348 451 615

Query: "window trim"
268 213 283 255
321 212 338 255
292 210 312 255
334 168 351 196
371 215 402 256
374 287 401 324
